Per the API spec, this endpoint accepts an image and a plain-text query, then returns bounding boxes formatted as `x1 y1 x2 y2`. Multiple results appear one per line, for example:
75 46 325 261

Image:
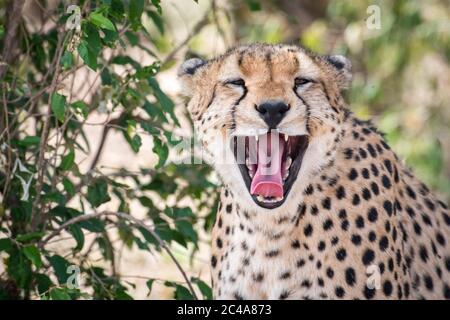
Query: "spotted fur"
179 44 450 300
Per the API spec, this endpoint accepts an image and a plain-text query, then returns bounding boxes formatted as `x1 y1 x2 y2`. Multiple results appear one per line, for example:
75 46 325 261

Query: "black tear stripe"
229 87 248 132
229 50 248 132
206 84 218 109
293 88 312 135
198 84 217 121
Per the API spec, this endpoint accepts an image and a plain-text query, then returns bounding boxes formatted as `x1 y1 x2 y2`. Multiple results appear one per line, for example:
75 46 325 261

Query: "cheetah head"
178 44 351 212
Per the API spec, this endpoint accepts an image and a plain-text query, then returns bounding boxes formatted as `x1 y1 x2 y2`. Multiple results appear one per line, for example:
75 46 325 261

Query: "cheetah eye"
294 77 313 87
225 78 246 87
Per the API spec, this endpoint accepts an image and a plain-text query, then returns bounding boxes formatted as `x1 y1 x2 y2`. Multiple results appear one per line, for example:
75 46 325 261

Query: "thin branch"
38 211 199 299
87 113 127 172
30 32 67 230
161 7 211 65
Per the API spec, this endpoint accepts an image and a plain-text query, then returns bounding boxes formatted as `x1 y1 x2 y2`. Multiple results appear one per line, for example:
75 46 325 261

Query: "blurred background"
0 0 449 300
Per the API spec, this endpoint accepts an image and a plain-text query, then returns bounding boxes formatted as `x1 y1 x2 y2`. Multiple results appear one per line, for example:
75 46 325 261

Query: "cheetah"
178 43 450 300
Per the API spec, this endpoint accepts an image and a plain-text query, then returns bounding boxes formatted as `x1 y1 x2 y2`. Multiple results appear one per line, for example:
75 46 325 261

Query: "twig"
88 117 118 172
88 125 109 171
161 7 211 65
31 32 68 230
38 211 199 299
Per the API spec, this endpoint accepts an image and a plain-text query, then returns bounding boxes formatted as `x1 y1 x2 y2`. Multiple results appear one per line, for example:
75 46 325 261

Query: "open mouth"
232 131 309 209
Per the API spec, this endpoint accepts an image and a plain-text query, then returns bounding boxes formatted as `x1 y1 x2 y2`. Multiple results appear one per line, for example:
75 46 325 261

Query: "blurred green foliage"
0 0 215 300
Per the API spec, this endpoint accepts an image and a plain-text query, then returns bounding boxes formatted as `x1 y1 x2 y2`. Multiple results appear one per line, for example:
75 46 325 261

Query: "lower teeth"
256 195 284 203
284 156 292 168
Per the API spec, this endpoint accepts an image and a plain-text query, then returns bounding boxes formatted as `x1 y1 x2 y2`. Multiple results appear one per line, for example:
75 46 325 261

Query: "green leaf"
77 22 102 71
23 245 43 268
68 224 85 251
48 255 71 284
138 226 159 247
0 238 12 252
61 51 74 69
175 220 198 244
172 207 195 219
141 121 161 135
124 30 139 45
151 0 162 14
152 136 168 169
193 278 212 300
84 23 102 54
49 287 71 300
42 191 66 205
147 10 164 34
146 279 155 296
165 282 195 300
143 100 167 122
129 0 145 30
135 64 159 79
59 149 75 171
51 93 67 122
100 68 112 85
87 179 111 208
63 177 76 196
16 231 45 243
123 120 142 153
78 41 96 70
78 218 106 233
89 12 116 31
71 101 89 118
148 77 179 126
35 274 53 295
111 55 140 68
115 288 133 300
128 133 142 153
17 135 40 147
246 0 261 11
110 0 125 19
7 247 32 288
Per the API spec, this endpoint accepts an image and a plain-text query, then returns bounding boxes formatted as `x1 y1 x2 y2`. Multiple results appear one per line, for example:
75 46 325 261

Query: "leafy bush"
0 0 215 300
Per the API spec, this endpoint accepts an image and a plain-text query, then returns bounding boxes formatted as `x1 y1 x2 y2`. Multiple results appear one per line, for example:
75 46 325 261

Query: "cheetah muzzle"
233 133 308 208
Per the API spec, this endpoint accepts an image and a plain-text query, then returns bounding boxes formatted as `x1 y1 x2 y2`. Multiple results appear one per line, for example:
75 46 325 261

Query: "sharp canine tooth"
255 135 259 142
284 134 288 142
256 195 264 202
285 157 292 168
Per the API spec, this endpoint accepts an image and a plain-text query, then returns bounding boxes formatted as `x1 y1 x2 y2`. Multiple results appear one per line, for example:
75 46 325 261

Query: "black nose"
256 101 289 129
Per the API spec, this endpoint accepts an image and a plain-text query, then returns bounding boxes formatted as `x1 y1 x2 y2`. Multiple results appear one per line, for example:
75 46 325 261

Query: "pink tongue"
250 133 285 198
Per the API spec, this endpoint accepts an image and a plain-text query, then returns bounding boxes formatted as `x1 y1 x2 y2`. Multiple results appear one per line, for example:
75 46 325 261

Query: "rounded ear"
324 55 352 91
177 58 206 97
178 58 206 77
